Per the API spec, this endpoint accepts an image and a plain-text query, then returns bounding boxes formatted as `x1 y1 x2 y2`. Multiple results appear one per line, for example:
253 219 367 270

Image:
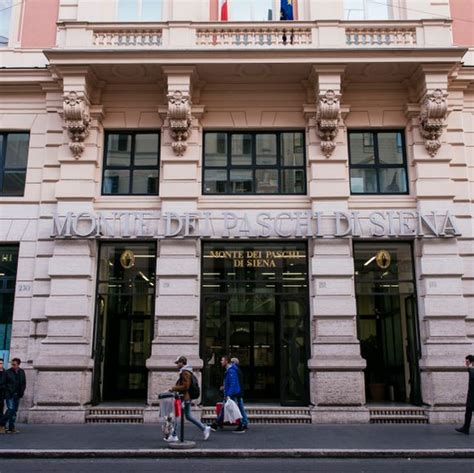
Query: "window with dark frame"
203 131 306 195
102 131 160 196
348 130 408 195
0 132 30 196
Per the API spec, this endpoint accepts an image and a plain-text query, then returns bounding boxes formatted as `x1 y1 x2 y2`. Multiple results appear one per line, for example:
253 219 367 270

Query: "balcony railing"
56 20 452 50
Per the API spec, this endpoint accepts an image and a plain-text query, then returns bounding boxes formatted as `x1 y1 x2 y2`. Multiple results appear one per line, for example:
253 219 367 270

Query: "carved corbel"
63 91 90 158
316 90 340 158
167 90 193 156
419 89 448 157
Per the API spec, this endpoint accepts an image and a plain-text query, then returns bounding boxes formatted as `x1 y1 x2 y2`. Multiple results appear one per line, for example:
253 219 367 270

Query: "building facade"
1 0 474 424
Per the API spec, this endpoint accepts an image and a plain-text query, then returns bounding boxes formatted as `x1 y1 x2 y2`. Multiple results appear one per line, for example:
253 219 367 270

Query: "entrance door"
201 242 309 406
93 243 155 402
354 242 422 404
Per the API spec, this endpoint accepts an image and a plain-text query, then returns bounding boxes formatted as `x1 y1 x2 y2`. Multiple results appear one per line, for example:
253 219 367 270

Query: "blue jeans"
217 396 248 428
2 395 20 431
173 400 206 436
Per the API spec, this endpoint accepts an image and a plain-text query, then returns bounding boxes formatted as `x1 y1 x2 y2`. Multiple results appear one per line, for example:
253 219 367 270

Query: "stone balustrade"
55 19 452 50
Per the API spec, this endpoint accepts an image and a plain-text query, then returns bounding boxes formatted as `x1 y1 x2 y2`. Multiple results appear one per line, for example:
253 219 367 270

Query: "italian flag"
220 0 228 21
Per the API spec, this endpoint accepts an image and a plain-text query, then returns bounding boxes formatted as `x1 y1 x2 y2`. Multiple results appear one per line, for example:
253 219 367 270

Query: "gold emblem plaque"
375 250 391 269
120 249 135 269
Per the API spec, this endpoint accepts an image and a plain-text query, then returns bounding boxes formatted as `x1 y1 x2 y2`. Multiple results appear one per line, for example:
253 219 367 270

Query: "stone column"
145 67 204 422
406 65 471 423
306 66 368 423
30 68 104 423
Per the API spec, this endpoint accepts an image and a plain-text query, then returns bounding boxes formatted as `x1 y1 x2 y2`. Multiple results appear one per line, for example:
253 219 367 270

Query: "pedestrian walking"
170 355 211 441
0 359 6 418
455 354 474 435
230 357 249 431
0 358 26 434
211 355 248 433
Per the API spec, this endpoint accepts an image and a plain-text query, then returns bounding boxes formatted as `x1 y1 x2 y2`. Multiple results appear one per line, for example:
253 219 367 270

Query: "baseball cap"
174 355 187 365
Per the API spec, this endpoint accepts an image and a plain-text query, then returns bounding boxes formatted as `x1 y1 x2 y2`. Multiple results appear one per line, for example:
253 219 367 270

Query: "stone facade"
0 0 473 424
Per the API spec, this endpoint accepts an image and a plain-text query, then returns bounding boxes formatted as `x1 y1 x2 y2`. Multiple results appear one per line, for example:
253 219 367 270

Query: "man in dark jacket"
455 354 474 435
1 358 26 434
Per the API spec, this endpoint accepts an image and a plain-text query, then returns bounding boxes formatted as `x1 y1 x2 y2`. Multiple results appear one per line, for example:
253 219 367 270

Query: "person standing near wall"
0 358 26 434
455 354 474 435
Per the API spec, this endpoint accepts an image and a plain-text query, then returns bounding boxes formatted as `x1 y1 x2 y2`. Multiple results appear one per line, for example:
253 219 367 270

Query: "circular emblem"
120 250 135 269
375 250 391 270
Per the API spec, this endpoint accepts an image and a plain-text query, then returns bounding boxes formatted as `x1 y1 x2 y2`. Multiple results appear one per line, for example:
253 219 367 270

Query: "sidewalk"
0 423 473 458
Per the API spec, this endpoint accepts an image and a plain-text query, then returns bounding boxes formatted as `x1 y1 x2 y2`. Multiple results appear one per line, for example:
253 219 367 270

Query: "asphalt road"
0 459 473 473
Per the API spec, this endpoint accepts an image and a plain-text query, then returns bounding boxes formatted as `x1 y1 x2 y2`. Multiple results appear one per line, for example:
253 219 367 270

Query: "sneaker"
7 429 19 434
164 434 179 442
455 427 469 435
233 425 246 434
203 426 211 440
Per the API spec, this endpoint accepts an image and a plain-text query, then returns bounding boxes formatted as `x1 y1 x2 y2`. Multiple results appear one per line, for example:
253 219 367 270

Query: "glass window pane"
282 169 305 194
5 133 29 168
107 134 132 167
344 0 364 19
350 168 377 193
229 0 273 20
142 0 162 20
132 169 158 194
134 134 159 166
2 171 25 195
230 169 253 193
378 132 404 164
379 168 407 193
281 132 304 166
204 169 227 193
231 134 252 165
0 0 12 45
256 134 276 165
349 133 375 165
205 133 227 166
103 170 130 194
256 169 278 193
117 0 138 21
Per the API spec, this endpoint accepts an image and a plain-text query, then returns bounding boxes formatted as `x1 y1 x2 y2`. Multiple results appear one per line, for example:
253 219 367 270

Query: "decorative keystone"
63 92 90 158
167 90 193 156
419 89 448 157
316 90 340 158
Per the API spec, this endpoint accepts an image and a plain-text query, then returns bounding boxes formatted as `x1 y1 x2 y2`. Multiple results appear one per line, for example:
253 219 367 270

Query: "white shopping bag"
223 398 242 424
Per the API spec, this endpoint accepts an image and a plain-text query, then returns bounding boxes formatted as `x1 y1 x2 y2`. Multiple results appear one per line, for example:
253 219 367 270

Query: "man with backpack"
170 355 211 441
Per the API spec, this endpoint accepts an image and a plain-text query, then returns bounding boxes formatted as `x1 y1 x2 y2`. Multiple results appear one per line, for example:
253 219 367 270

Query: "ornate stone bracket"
167 90 193 156
63 92 90 158
419 89 448 157
316 90 340 158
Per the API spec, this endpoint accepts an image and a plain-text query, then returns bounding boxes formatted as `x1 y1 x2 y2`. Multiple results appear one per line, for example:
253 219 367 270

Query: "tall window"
117 0 163 21
203 131 306 195
102 132 159 195
222 0 275 21
0 0 12 46
0 132 29 196
348 130 408 195
344 0 393 20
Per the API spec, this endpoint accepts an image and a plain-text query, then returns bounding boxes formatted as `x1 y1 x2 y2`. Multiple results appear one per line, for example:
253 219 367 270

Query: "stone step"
201 406 312 424
86 408 144 424
369 407 429 424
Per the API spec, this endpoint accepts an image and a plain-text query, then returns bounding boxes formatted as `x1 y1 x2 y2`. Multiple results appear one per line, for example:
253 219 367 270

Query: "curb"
1 449 474 459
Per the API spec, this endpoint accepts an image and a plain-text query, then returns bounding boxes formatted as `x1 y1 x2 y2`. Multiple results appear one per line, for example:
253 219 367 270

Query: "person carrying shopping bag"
211 355 248 433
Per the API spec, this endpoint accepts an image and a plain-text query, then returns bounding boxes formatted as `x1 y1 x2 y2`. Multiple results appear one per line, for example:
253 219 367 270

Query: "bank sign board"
50 210 460 239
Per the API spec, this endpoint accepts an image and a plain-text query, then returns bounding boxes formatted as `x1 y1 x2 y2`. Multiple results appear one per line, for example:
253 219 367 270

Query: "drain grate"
86 408 144 424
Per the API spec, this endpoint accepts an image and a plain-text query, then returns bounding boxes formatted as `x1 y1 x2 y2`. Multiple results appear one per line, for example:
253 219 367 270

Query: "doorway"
92 242 155 403
354 242 422 405
201 242 310 406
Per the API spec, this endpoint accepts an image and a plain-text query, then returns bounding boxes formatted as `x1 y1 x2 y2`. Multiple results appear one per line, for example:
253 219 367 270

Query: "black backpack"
188 373 200 400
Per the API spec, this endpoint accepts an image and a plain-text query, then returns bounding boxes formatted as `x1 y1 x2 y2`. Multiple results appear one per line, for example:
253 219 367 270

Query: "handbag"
223 398 242 424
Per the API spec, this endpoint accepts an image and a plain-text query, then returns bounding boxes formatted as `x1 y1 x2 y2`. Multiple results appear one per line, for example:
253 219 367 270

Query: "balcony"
56 19 453 51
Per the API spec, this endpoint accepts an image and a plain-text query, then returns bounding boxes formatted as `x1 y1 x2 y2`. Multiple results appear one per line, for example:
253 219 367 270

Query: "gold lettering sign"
120 249 135 269
207 249 305 268
375 250 391 269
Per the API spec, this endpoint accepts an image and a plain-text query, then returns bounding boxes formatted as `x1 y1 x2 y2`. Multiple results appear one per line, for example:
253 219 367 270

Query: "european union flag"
280 0 294 20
